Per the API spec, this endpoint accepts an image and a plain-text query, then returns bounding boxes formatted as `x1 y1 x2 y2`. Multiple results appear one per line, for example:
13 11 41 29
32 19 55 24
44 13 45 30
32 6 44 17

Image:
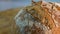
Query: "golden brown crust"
25 1 60 34
26 4 55 29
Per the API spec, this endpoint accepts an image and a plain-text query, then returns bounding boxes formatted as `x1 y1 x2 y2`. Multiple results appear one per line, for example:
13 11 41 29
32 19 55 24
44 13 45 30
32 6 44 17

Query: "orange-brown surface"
26 1 60 34
51 27 60 34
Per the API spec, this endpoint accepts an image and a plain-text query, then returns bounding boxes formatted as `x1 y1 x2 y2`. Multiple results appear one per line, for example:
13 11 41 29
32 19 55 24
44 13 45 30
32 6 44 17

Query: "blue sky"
0 0 60 11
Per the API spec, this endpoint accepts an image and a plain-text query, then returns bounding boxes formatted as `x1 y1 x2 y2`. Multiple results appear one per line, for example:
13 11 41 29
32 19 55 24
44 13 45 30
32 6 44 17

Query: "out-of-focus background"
0 0 60 11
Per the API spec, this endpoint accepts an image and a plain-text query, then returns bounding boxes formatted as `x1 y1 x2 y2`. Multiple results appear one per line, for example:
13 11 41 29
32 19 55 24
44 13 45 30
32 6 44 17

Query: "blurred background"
0 0 60 11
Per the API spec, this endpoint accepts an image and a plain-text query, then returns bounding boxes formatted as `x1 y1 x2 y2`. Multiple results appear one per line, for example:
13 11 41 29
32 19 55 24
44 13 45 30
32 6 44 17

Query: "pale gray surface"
15 9 34 34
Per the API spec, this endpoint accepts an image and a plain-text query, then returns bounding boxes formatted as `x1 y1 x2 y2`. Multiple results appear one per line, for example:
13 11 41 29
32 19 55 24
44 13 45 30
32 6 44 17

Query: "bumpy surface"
25 1 60 34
